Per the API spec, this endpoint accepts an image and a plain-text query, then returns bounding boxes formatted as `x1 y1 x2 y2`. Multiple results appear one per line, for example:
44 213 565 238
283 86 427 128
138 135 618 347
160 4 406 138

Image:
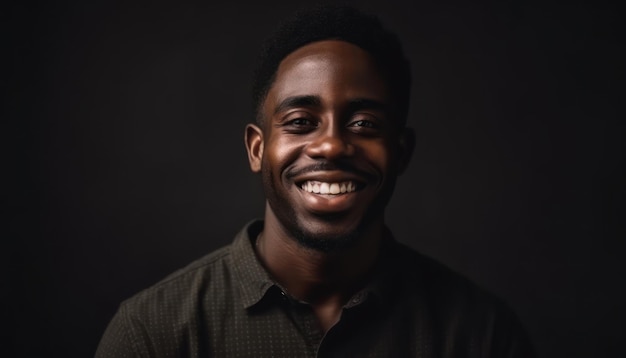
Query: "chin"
292 227 360 253
288 214 370 253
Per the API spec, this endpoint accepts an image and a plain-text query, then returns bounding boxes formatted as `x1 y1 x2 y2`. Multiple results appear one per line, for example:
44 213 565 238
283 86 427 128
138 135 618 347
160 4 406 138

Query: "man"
96 5 534 357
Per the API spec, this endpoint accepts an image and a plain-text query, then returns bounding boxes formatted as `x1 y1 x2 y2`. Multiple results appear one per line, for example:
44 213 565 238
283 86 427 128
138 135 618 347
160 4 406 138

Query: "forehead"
264 40 391 111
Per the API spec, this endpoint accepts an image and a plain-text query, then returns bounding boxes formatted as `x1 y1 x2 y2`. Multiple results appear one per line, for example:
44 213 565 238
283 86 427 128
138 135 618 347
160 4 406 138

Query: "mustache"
286 161 376 181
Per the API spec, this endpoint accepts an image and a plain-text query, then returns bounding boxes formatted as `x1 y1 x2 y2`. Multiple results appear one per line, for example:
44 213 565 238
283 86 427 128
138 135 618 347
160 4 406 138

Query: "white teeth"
300 181 358 195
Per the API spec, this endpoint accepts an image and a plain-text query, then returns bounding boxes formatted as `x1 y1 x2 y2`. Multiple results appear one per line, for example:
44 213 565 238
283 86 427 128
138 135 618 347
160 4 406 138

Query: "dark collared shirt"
96 220 534 357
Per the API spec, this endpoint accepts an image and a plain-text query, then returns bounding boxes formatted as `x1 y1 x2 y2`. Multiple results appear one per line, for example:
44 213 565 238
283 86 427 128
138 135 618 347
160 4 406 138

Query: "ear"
396 127 415 175
245 123 264 173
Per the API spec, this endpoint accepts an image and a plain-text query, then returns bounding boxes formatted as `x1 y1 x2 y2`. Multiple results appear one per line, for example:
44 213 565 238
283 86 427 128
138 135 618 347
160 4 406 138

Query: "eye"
347 116 385 136
281 114 318 133
350 120 376 128
290 118 314 126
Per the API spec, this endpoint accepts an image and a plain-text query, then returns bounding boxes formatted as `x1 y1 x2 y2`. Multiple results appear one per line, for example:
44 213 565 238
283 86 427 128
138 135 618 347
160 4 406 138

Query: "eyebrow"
273 96 389 115
273 95 322 115
345 98 389 113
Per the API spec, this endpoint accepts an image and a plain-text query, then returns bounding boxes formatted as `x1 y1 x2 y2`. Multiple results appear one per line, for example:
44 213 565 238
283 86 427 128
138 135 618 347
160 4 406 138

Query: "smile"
300 181 358 195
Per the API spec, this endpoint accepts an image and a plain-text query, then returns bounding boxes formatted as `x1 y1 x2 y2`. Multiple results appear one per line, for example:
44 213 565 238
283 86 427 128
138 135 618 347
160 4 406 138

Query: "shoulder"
390 241 499 305
121 244 234 317
388 242 535 357
95 244 237 357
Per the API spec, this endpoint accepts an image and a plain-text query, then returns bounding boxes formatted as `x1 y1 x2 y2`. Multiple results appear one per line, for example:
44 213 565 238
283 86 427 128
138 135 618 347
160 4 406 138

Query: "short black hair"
252 5 411 126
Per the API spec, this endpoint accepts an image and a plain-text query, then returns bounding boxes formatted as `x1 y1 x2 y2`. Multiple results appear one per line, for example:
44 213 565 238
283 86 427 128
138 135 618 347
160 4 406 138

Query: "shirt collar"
230 220 277 310
230 220 407 310
344 228 401 308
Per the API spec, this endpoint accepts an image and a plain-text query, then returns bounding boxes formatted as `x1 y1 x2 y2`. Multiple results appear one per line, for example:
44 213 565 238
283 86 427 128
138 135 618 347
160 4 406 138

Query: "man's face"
246 40 413 251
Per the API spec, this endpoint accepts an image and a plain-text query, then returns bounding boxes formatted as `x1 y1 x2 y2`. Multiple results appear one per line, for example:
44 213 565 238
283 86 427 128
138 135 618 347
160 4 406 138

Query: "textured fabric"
96 220 535 357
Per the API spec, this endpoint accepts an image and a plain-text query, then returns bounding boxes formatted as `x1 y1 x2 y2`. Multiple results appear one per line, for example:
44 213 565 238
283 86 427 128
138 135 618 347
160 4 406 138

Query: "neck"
256 208 384 305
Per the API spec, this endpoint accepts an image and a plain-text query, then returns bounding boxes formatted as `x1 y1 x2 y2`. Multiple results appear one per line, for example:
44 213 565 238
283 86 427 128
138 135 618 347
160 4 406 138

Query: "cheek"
359 139 395 173
263 136 304 177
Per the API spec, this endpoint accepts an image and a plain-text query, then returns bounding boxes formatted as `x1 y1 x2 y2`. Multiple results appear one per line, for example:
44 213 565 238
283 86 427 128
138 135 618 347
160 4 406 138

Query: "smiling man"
97 6 534 357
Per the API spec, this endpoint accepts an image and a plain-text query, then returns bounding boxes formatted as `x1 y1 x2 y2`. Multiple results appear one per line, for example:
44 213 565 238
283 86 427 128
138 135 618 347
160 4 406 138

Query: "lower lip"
297 186 361 213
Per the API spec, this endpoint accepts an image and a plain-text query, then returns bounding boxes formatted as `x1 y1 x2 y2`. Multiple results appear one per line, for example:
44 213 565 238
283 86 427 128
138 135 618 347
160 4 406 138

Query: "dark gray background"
6 0 623 357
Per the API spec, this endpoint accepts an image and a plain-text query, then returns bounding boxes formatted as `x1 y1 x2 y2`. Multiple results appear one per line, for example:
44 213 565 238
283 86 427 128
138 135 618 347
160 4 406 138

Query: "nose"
304 125 355 160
